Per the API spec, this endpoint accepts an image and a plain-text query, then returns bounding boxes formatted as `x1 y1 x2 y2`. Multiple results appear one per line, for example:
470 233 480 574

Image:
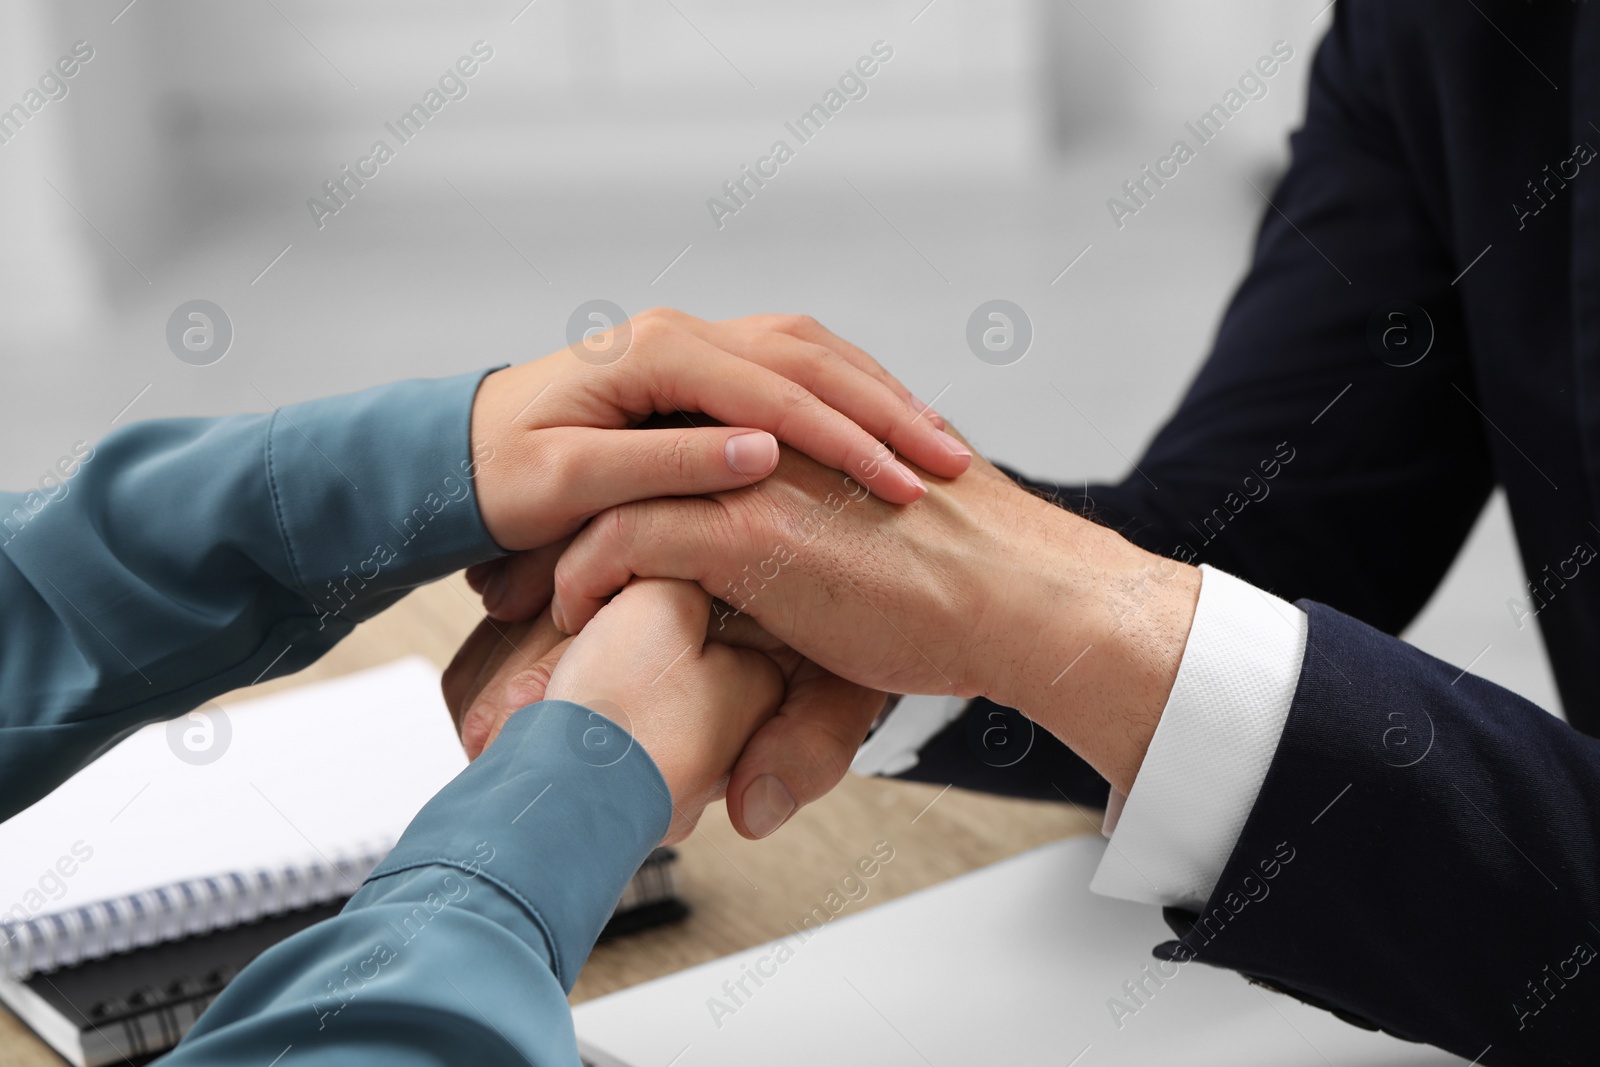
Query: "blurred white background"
0 0 1559 713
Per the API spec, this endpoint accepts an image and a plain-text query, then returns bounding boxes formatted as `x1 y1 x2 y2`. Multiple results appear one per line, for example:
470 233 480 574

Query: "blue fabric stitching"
263 411 310 600
363 857 566 984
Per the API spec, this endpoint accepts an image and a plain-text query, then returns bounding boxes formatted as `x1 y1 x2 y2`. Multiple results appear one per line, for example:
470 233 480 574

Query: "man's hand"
544 442 1201 800
441 612 569 760
697 613 888 839
549 447 1049 698
468 309 972 563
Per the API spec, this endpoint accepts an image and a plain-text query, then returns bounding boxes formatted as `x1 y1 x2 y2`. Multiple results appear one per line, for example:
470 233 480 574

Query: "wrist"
977 498 1200 794
469 364 536 551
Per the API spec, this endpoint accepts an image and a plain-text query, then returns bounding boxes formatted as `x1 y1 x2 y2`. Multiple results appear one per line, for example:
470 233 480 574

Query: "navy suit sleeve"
1046 3 1495 627
906 12 1598 1059
1154 602 1599 1065
905 3 1496 806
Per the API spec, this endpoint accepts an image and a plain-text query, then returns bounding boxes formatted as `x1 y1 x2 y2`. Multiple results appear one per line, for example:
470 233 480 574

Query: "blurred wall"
8 0 1322 309
1043 0 1313 175
0 1 101 337
27 0 1040 289
1 4 1560 709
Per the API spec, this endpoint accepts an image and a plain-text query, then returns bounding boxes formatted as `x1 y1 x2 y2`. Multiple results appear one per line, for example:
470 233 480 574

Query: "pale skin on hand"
456 310 1196 836
542 436 1201 832
443 590 885 843
443 578 790 845
466 308 972 552
462 308 972 619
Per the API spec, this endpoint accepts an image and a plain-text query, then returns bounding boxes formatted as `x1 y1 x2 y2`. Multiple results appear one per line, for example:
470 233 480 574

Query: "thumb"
725 668 887 840
558 426 779 514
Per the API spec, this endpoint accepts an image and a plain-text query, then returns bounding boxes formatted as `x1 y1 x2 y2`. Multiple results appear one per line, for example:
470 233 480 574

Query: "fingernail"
551 599 569 634
884 458 926 497
743 774 796 839
935 429 971 460
725 431 779 476
912 395 945 429
484 570 507 615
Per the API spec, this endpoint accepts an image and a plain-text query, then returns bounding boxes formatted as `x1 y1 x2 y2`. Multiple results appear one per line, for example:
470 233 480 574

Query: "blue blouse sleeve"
0 370 505 822
2 369 675 1063
166 702 672 1066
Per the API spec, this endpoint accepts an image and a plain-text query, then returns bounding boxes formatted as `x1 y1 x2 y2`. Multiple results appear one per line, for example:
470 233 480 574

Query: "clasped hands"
442 308 1201 846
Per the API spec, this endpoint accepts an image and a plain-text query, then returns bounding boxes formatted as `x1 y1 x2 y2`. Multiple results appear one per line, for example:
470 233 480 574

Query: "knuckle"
725 499 779 560
663 501 744 583
551 564 579 610
777 313 821 337
535 437 582 507
629 309 674 349
661 497 721 550
502 659 555 710
555 507 632 599
813 731 857 786
608 502 654 566
590 502 641 561
774 376 814 410
779 723 853 800
736 313 780 334
664 430 702 483
769 380 828 441
795 340 836 376
707 501 749 548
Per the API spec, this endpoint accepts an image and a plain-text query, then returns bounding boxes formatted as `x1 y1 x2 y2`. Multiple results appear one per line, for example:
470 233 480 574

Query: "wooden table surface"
1 577 1096 1065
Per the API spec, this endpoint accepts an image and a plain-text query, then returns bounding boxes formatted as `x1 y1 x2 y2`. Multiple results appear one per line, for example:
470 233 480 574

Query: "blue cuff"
268 369 506 626
358 701 673 991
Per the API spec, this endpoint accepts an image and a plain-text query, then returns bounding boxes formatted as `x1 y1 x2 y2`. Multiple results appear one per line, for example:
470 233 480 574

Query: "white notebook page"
0 658 466 926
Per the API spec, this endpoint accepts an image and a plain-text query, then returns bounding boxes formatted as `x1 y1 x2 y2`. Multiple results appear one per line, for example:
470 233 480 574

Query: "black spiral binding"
0 843 390 980
9 847 683 1063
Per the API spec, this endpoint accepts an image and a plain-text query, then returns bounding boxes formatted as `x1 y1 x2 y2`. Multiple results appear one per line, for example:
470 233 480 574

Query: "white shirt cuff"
1088 564 1307 912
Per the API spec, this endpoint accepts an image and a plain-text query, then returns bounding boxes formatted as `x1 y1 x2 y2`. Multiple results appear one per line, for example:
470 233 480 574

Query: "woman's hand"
444 584 884 842
444 579 787 844
469 309 971 557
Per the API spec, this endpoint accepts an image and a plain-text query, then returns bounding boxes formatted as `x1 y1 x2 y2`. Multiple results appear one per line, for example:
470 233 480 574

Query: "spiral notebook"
0 658 461 980
0 658 686 1064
